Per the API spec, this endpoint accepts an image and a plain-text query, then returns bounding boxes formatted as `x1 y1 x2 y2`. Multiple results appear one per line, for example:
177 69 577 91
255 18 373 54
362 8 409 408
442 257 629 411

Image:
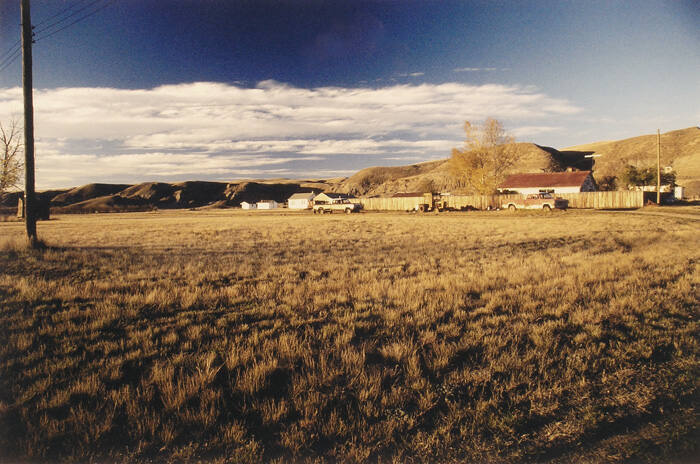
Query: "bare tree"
0 119 24 194
449 118 520 195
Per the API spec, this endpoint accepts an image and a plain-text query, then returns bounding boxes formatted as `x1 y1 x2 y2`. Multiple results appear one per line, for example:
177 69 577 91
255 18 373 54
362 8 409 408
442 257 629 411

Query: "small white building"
256 200 278 209
498 171 596 194
287 192 316 210
312 192 350 205
241 201 256 210
674 186 685 200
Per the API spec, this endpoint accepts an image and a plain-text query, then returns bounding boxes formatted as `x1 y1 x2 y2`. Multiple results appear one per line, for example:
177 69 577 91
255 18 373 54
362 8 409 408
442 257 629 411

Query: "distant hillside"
335 128 700 197
1 127 697 214
567 127 700 195
0 180 325 214
335 142 592 196
335 160 449 196
51 183 131 206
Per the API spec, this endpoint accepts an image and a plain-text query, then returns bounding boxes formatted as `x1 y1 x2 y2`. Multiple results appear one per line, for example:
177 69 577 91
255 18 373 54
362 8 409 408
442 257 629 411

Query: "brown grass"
0 209 698 462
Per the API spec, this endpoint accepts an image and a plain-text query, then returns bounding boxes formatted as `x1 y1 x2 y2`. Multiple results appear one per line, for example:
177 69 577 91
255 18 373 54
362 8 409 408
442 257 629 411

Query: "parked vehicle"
413 193 451 213
502 193 568 211
313 199 362 214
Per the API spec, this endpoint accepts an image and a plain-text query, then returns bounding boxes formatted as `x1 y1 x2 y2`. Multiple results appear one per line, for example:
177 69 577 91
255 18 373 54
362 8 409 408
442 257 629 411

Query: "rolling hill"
0 127 697 214
0 181 327 214
334 142 592 196
565 127 700 195
334 128 699 196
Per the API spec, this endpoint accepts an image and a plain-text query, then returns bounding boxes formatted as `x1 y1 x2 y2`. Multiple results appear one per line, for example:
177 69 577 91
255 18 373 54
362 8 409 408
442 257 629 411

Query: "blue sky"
1 0 698 189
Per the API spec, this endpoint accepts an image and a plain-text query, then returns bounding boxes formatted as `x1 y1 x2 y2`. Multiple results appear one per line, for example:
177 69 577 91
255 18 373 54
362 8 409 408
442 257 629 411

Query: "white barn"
256 200 278 209
498 171 596 194
287 192 316 210
241 201 256 209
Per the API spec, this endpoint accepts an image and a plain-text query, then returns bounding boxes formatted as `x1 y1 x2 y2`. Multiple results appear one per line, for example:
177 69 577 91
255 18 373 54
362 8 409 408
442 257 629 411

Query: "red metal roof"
499 171 592 189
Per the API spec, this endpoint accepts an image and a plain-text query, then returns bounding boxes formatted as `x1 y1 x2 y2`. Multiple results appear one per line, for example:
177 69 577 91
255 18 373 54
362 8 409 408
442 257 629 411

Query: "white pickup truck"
502 193 568 211
313 199 362 214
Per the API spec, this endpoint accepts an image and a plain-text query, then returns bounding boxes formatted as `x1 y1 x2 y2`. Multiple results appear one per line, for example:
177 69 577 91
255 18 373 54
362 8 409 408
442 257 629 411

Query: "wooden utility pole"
656 129 661 205
21 0 38 246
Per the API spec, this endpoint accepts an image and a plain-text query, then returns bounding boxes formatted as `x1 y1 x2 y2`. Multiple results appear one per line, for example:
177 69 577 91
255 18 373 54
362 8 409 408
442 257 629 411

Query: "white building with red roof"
498 171 596 194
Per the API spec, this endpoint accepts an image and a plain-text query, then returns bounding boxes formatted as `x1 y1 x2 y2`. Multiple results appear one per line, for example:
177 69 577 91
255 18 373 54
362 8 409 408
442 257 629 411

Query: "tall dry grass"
0 209 698 462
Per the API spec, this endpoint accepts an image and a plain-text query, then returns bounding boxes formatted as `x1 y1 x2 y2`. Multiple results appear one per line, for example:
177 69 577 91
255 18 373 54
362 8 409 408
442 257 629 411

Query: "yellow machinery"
416 193 450 212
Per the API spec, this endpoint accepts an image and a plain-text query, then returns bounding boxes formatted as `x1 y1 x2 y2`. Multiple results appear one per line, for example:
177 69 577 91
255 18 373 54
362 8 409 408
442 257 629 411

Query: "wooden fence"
357 191 643 211
356 196 425 211
555 191 643 209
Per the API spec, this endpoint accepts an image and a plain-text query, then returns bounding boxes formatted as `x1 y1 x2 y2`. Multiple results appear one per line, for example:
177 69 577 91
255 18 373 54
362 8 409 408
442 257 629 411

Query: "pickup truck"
502 193 568 211
313 199 362 214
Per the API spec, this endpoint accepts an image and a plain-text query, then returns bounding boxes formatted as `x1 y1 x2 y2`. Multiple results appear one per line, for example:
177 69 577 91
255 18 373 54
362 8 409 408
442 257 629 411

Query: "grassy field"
0 209 698 463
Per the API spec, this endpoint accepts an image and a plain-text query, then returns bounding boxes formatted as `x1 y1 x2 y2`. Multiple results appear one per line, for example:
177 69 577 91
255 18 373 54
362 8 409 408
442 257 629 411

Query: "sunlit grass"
0 209 697 462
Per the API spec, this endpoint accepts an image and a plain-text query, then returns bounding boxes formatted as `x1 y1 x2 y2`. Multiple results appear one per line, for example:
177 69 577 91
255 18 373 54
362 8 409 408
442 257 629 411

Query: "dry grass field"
0 209 698 463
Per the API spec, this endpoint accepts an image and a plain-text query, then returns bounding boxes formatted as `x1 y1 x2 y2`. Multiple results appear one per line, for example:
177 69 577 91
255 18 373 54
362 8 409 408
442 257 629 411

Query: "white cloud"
35 151 322 188
0 81 581 188
510 126 561 138
453 67 499 72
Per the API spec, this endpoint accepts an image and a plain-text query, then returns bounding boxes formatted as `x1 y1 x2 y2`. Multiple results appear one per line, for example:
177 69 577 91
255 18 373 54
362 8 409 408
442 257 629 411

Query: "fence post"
17 197 25 218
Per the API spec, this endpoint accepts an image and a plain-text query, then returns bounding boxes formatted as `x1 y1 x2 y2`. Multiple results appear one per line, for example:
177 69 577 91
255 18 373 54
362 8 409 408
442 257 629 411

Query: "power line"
33 0 107 37
34 0 115 43
0 0 103 66
0 0 94 61
0 0 115 75
0 42 21 66
0 48 21 73
33 0 95 27
0 41 21 63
